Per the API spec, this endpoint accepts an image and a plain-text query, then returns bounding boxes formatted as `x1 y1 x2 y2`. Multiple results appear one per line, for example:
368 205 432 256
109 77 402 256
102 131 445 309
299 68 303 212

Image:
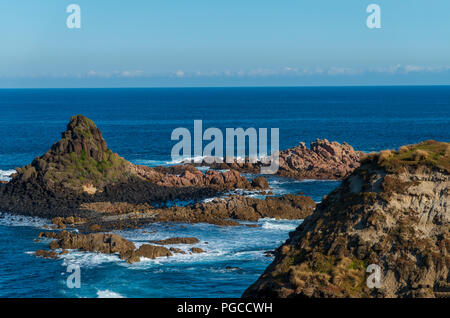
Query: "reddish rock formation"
200 139 362 180
129 163 258 191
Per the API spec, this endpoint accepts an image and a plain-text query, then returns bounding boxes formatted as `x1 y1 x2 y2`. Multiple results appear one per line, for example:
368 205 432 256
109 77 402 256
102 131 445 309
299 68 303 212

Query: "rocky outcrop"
81 193 316 227
251 176 270 189
200 139 362 180
151 237 200 245
51 216 87 229
130 164 257 191
35 249 59 259
49 231 136 257
125 244 173 264
244 141 449 298
10 115 131 194
41 230 172 264
0 115 262 219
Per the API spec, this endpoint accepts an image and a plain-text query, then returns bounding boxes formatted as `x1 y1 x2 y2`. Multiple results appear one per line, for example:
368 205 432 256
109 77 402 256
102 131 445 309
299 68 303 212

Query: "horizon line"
1 84 450 90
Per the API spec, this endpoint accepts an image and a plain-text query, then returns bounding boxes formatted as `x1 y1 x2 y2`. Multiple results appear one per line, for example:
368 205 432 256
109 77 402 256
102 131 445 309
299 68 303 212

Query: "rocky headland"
243 141 449 298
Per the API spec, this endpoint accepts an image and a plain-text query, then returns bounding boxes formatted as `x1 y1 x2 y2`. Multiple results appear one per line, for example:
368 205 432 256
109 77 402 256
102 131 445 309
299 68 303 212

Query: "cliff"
243 140 449 298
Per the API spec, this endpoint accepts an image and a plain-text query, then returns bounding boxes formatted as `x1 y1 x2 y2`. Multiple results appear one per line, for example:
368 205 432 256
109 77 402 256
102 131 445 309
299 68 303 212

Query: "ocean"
0 86 449 297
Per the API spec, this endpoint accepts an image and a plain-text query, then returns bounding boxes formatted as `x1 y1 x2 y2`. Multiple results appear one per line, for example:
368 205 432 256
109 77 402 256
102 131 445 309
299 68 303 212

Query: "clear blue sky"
1 0 449 87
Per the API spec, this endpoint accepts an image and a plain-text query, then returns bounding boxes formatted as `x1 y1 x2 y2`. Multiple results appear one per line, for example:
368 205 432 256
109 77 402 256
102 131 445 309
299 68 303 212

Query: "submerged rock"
243 141 450 298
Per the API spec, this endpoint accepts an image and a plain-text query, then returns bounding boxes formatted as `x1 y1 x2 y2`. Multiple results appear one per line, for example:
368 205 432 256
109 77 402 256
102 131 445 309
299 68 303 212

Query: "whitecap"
0 169 15 182
60 251 121 268
0 212 50 228
96 290 125 298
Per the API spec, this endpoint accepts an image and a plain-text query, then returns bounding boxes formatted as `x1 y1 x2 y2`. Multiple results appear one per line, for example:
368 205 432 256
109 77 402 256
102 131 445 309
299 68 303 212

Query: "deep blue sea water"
0 86 449 297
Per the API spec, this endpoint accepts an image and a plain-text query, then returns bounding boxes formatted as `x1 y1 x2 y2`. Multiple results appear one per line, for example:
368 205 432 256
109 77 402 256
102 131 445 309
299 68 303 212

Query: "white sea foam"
0 212 50 228
259 218 301 231
96 290 125 298
0 169 15 182
133 156 211 167
60 251 121 268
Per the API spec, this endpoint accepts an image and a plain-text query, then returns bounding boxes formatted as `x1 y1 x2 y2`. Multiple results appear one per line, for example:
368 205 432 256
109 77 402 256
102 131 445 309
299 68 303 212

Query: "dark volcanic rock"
243 141 450 298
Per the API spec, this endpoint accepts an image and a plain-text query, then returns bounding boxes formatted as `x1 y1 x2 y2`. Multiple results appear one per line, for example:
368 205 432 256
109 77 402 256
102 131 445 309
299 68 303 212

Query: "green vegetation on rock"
362 140 450 173
14 115 132 193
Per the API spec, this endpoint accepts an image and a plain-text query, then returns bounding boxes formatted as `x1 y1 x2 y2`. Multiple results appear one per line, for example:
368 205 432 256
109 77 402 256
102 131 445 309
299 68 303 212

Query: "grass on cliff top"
363 140 450 173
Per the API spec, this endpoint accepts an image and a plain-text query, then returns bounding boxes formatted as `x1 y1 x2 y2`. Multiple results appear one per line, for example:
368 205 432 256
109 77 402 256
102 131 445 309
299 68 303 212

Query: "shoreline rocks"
39 230 174 264
79 193 316 228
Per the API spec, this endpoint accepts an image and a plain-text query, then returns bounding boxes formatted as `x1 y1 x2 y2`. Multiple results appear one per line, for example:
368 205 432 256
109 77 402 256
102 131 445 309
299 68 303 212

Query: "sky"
0 0 449 88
